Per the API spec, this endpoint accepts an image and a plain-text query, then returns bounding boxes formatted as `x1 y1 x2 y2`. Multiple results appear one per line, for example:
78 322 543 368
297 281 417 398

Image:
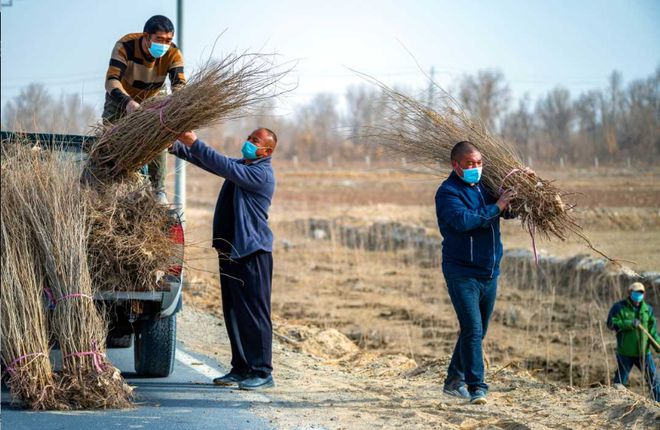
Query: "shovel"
637 324 660 353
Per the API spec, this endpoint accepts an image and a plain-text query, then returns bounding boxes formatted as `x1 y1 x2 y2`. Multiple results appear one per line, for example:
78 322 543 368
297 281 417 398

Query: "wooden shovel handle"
638 324 660 351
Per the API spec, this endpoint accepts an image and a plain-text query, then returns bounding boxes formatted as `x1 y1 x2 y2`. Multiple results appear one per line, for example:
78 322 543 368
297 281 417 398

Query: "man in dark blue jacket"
436 141 522 405
170 128 277 390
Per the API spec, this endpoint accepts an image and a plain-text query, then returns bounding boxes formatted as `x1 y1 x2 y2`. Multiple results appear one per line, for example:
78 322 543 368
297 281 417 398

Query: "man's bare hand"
178 131 198 148
497 189 515 212
126 100 141 113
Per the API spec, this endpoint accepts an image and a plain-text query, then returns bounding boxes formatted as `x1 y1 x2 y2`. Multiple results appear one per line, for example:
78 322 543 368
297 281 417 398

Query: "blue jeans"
614 353 660 401
444 276 498 393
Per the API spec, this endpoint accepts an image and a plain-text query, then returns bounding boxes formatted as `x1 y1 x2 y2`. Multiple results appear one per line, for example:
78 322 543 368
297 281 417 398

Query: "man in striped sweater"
103 15 186 203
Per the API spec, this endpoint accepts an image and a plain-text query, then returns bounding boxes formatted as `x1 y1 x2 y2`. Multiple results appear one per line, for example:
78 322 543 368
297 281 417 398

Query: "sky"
1 0 659 116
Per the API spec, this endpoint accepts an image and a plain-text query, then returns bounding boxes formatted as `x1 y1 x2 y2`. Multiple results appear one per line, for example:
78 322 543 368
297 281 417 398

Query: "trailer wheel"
134 314 176 377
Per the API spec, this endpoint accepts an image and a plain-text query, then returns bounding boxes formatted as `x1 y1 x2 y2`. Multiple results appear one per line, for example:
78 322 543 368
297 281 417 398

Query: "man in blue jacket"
171 128 277 390
436 141 522 405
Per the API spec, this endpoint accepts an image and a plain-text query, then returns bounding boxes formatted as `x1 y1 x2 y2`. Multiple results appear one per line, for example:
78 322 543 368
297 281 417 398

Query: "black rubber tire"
134 314 176 377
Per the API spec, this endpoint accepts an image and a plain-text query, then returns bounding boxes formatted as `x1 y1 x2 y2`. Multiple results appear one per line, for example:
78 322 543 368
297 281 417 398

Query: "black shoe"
238 374 274 390
213 372 247 386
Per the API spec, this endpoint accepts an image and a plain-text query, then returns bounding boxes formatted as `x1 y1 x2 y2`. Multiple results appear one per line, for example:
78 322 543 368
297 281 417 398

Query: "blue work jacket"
170 139 275 259
435 171 512 279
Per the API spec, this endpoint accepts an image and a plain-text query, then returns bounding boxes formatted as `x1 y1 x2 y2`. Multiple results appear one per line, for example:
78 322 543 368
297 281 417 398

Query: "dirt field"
170 160 660 429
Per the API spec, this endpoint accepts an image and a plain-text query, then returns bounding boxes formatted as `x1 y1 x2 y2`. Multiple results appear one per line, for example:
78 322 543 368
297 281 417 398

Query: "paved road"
1 343 272 430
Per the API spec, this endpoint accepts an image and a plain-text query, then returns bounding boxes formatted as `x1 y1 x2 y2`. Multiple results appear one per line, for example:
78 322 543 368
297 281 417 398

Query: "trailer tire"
134 314 176 377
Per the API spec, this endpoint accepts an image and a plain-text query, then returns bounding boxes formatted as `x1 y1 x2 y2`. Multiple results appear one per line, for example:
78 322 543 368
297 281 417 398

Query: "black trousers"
219 250 273 377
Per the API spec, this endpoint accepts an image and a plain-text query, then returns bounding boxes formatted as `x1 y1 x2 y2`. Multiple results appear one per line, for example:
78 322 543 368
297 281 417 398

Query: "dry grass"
87 54 291 184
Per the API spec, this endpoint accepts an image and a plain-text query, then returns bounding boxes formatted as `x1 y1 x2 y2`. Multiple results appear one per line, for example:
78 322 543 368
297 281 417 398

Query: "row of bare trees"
500 70 659 164
3 68 658 165
1 83 96 134
217 67 658 164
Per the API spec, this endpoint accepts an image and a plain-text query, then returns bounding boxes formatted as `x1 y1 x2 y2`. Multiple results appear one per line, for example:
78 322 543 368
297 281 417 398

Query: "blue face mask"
460 166 482 184
631 291 644 303
241 141 259 160
148 41 170 58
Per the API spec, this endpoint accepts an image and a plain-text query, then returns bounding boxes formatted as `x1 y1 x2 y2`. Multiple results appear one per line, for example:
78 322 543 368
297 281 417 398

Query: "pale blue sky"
1 0 658 115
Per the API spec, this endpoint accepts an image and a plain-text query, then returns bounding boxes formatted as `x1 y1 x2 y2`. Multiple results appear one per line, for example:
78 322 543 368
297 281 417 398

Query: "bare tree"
344 84 387 153
573 90 602 159
502 95 537 160
3 83 55 132
600 71 626 156
620 68 659 159
292 93 341 161
56 93 97 133
2 83 97 134
536 87 573 160
458 69 511 132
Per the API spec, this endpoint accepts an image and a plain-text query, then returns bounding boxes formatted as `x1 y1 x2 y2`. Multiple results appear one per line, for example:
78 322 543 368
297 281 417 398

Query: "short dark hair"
450 141 479 162
144 15 175 34
262 128 278 144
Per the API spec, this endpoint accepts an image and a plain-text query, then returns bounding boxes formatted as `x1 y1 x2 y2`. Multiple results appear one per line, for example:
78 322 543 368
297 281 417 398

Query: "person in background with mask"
169 128 277 390
435 141 532 405
103 15 186 203
607 282 660 401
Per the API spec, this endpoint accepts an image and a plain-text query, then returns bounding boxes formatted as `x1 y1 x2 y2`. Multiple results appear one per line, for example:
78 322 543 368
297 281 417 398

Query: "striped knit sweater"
105 33 186 108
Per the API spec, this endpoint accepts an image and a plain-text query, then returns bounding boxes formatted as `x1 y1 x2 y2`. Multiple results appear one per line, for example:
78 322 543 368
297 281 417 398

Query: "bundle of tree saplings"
87 53 291 184
87 181 178 292
360 76 612 261
1 144 132 409
1 166 67 409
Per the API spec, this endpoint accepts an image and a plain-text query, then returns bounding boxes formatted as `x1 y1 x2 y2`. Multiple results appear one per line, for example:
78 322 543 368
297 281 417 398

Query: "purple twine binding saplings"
145 99 183 135
2 352 48 378
499 168 539 265
62 341 107 374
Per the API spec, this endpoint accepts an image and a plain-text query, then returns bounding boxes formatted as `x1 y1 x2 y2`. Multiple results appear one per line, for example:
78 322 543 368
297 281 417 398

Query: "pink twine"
500 168 539 266
529 224 539 266
498 168 522 194
3 352 47 377
62 341 106 373
159 108 182 135
43 290 93 308
59 293 94 302
43 288 57 309
146 99 182 135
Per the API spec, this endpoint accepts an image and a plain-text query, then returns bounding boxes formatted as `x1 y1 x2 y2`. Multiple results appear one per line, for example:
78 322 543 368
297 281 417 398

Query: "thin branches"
87 53 293 183
87 182 177 292
1 144 132 409
360 74 603 252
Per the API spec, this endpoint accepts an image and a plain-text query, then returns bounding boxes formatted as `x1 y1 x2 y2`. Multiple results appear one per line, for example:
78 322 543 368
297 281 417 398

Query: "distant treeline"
3 67 658 165
221 67 659 165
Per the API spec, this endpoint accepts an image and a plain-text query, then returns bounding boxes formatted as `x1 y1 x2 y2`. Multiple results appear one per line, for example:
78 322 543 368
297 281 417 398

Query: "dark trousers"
102 95 166 192
444 276 498 393
219 250 273 377
614 352 660 401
